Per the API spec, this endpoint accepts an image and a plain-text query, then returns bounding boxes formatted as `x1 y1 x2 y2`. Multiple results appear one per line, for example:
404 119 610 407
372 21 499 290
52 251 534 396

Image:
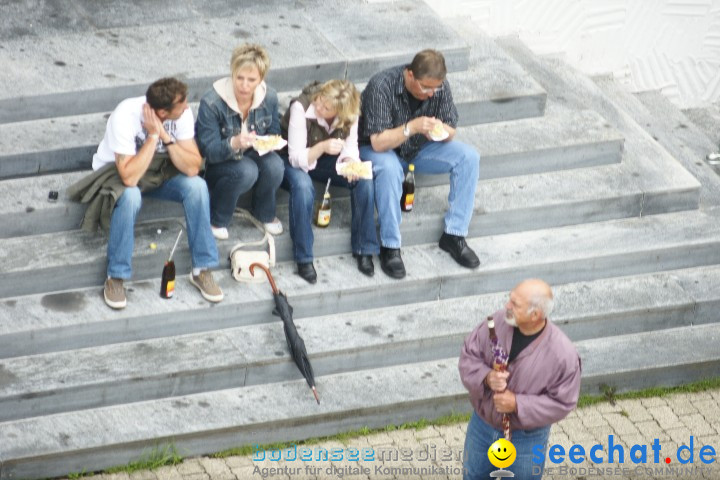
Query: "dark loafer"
439 232 480 268
353 254 375 277
297 262 317 284
379 247 406 279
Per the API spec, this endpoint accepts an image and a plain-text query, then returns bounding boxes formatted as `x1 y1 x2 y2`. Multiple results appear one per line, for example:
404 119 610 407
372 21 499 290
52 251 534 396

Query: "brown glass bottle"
160 260 176 298
160 229 182 299
315 178 332 227
401 164 415 212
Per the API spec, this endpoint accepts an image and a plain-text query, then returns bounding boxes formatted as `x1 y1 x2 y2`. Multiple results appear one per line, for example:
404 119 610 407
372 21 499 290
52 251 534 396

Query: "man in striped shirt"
359 49 481 279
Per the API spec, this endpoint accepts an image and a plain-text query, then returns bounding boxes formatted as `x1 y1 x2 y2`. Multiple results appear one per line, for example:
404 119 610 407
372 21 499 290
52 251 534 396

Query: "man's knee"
459 143 480 169
117 187 142 212
367 151 403 181
183 175 210 203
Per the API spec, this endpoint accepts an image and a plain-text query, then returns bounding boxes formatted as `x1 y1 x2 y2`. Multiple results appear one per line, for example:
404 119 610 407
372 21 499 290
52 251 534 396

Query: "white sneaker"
211 226 229 240
264 217 283 235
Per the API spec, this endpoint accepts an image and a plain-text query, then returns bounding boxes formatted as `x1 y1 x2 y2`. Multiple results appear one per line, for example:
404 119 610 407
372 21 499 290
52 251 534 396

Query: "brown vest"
280 85 351 148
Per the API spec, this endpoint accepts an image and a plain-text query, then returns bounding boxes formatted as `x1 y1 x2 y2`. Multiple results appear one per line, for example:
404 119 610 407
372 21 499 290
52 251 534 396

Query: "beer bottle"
160 229 183 299
401 164 415 212
315 178 332 227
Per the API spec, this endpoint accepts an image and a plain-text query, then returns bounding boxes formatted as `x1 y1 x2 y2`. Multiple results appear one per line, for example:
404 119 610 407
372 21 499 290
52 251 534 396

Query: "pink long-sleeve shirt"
459 309 582 431
286 101 360 173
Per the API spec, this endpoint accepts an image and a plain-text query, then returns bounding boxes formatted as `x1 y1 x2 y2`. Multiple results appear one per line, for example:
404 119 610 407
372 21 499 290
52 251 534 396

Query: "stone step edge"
2 207 720 359
2 264 718 422
2 323 719 480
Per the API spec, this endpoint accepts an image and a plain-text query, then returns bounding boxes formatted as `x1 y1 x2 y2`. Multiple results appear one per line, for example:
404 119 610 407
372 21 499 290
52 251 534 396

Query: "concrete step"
0 105 623 237
0 33 545 181
3 206 720 358
592 79 720 209
494 37 703 218
0 0 469 124
3 265 719 421
0 151 701 299
3 321 719 479
682 101 720 147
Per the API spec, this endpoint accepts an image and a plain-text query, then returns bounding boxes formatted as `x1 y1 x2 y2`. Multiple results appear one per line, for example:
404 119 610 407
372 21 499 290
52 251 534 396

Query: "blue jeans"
107 174 219 279
204 149 284 227
281 154 379 263
463 411 550 480
360 140 479 248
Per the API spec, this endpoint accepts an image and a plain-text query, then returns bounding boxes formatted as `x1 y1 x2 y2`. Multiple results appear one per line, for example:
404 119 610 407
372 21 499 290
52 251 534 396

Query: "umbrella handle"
249 262 279 295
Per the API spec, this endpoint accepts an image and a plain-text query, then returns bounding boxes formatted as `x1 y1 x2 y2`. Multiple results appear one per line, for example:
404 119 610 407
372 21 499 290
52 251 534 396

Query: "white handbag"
229 209 276 283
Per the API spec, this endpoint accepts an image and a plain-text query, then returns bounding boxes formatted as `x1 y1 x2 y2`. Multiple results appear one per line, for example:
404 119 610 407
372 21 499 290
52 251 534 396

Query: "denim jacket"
195 78 281 164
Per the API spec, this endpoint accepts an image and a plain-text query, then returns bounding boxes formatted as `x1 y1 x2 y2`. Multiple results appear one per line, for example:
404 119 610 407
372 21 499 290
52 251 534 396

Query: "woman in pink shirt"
279 80 379 284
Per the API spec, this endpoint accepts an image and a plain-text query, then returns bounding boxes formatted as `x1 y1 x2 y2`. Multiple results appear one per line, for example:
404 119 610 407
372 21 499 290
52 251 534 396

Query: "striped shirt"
359 65 458 162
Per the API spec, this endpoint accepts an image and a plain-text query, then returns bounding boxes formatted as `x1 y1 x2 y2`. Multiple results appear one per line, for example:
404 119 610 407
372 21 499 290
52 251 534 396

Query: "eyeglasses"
417 81 444 94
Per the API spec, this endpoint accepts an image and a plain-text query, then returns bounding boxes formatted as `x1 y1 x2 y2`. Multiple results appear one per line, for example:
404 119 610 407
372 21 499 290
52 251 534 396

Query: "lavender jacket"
459 309 582 431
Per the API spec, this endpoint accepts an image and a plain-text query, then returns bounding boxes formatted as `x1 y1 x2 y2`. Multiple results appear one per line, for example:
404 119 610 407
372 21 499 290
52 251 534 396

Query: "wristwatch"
162 138 176 147
403 123 411 137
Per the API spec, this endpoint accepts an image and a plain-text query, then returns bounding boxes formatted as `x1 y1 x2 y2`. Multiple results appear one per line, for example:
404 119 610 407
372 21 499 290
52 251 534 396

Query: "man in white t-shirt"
95 77 223 309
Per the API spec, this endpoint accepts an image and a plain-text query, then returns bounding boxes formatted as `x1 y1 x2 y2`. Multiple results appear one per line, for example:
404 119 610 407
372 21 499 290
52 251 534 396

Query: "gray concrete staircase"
1 2 720 478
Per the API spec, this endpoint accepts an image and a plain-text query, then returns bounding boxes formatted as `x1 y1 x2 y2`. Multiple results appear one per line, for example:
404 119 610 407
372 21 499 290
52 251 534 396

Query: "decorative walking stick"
487 316 511 440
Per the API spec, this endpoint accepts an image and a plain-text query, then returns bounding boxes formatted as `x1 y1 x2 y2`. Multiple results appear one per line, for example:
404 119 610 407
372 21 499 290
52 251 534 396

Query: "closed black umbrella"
250 263 320 404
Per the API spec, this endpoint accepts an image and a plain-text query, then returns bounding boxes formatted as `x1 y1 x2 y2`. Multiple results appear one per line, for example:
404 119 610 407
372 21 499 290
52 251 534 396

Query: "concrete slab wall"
425 0 720 108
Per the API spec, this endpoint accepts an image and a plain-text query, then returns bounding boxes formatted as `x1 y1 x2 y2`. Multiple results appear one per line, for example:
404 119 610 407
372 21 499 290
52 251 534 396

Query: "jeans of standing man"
203 149 284 227
106 174 219 279
463 411 550 480
280 154 379 264
359 140 479 249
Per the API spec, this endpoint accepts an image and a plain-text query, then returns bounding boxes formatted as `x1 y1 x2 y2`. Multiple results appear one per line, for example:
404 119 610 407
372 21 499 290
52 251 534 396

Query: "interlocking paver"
197 457 234 480
666 394 701 415
580 412 611 428
414 426 442 441
679 413 718 435
641 397 669 408
153 466 183 480
635 420 671 441
649 405 684 429
178 474 210 480
223 455 254 469
366 433 394 446
605 412 641 436
666 426 695 446
176 460 205 475
129 471 157 480
387 429 419 446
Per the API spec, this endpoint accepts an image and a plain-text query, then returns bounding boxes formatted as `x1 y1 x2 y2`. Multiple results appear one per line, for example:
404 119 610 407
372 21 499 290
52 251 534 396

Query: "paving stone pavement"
60 388 720 480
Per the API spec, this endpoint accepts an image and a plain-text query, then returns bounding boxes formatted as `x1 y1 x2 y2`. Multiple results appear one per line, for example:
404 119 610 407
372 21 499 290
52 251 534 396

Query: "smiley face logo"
488 438 516 469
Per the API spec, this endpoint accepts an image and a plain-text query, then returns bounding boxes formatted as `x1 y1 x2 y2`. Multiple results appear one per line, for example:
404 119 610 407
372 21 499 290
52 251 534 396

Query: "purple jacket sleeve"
514 351 582 429
458 323 492 400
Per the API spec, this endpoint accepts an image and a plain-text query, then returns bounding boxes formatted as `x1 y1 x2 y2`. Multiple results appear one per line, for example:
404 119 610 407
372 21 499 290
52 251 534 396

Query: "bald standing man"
459 279 582 479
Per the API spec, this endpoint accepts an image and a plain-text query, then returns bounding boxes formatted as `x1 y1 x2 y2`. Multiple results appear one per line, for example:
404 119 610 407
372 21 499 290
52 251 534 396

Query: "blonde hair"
312 79 360 133
231 44 270 79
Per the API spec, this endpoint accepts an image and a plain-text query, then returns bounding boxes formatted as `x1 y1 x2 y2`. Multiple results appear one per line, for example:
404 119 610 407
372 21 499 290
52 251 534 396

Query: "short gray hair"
527 293 554 318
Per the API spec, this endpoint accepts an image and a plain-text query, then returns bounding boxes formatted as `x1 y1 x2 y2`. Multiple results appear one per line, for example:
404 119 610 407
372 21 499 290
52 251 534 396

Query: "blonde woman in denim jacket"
196 44 284 240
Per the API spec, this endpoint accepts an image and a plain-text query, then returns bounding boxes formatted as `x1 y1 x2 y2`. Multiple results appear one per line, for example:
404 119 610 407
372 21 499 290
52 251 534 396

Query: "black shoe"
353 254 375 277
297 262 317 284
379 247 406 279
439 232 480 268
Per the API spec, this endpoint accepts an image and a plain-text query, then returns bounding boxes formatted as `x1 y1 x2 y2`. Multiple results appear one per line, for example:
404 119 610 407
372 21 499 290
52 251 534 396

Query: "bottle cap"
409 164 415 172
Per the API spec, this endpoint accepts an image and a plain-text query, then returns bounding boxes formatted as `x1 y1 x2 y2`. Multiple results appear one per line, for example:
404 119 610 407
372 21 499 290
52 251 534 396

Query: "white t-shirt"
92 96 195 170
